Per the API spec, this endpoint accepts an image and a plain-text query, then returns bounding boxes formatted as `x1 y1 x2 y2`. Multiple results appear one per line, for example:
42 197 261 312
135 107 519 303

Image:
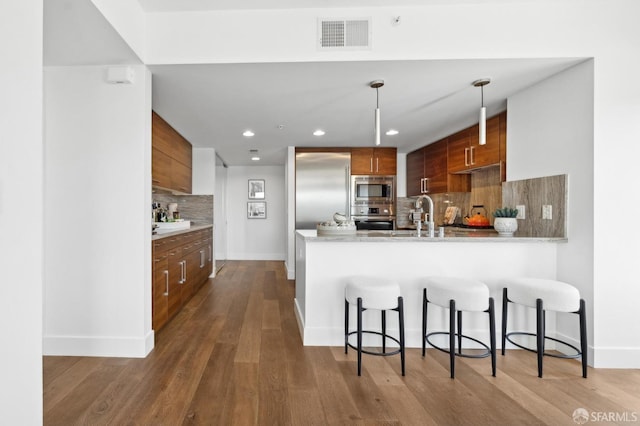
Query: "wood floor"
44 260 640 425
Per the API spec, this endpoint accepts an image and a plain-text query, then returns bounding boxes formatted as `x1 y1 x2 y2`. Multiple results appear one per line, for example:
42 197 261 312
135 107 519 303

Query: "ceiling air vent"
318 18 371 49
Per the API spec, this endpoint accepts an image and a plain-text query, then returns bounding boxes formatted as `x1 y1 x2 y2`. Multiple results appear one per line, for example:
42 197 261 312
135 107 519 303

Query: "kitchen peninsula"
294 229 566 348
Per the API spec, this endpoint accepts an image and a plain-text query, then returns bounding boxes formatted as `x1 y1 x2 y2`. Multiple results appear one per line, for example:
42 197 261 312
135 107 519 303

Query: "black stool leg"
579 299 588 378
488 297 496 377
382 310 387 354
536 298 544 378
457 310 463 355
398 296 405 376
501 288 508 355
422 288 428 357
357 297 363 376
344 299 349 354
449 299 456 379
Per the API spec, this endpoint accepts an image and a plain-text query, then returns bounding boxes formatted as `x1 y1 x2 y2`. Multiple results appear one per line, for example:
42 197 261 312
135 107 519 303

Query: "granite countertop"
296 229 566 243
152 223 213 241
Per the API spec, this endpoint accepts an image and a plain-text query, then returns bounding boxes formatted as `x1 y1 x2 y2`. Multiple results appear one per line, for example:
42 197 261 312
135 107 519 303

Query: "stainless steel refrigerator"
295 151 351 229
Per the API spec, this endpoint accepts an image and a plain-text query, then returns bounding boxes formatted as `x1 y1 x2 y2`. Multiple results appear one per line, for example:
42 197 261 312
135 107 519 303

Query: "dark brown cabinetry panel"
351 147 397 175
152 111 193 194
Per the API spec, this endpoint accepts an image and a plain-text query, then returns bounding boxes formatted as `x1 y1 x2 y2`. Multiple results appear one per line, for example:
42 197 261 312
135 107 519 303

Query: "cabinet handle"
424 178 429 193
152 179 160 184
178 261 185 284
464 147 470 167
370 158 373 173
183 260 187 282
470 146 475 165
208 245 212 262
163 270 169 296
376 158 379 173
200 250 205 268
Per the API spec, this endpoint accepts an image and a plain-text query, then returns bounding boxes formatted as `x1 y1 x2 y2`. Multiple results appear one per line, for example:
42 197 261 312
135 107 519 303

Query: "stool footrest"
347 331 402 357
505 331 582 359
425 332 491 359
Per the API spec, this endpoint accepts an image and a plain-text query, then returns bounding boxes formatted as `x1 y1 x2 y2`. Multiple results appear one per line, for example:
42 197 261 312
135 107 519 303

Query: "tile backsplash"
398 171 567 238
153 194 213 225
502 174 567 238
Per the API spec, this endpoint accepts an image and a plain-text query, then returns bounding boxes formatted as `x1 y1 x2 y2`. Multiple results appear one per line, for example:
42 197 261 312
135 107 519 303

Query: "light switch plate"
516 205 525 219
542 205 552 220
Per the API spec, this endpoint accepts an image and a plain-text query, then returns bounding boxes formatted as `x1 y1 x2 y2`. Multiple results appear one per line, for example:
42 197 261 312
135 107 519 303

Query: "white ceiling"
44 0 585 166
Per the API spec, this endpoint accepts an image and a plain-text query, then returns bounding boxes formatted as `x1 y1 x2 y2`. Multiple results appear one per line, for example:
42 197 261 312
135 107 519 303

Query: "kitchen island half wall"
295 230 566 350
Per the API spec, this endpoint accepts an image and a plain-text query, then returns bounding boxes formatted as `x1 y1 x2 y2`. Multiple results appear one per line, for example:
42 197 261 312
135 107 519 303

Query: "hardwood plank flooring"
44 260 640 425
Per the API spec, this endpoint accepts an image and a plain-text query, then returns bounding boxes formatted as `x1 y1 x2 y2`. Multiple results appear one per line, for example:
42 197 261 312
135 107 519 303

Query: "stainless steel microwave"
351 175 395 204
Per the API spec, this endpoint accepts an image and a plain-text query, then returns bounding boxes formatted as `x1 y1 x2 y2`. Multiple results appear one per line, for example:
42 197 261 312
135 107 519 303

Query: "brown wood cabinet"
351 147 397 175
447 113 502 174
406 139 470 196
151 227 213 332
152 111 193 194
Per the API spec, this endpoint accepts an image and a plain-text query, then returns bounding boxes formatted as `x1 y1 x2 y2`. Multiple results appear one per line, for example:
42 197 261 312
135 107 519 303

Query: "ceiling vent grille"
318 18 370 49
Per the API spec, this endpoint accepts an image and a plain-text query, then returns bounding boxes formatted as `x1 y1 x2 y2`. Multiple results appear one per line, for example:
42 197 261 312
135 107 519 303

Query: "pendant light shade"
479 106 487 145
370 80 384 146
473 78 491 146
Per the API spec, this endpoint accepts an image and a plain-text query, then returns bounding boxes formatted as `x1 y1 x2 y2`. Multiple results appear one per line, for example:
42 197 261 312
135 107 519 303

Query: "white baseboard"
43 331 155 358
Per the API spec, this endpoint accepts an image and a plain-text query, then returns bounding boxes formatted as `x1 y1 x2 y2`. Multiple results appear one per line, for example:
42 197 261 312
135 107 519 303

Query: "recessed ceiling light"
313 129 325 136
386 129 399 136
250 149 260 161
243 130 255 137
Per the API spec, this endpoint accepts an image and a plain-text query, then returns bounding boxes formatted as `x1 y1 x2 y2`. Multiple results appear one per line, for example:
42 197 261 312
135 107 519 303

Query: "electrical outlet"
516 205 525 219
542 205 553 220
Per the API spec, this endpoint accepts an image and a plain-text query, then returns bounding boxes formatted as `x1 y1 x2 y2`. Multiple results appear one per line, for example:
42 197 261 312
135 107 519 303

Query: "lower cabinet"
152 227 213 332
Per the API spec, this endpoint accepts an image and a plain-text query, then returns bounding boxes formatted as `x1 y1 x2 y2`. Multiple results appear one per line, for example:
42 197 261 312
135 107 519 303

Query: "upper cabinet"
447 113 503 174
406 138 470 196
152 111 193 194
351 147 397 175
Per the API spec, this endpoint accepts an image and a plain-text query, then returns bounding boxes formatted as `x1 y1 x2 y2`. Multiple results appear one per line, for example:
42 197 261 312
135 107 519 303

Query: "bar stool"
422 277 496 378
345 276 405 376
502 278 587 378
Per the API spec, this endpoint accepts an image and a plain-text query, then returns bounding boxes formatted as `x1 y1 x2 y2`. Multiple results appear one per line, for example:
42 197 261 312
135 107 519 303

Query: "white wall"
227 166 286 260
44 65 153 357
0 1 43 423
214 160 228 261
508 61 597 360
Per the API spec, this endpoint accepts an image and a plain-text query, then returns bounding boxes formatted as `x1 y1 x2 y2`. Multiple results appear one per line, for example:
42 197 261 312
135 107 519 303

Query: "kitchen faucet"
415 195 435 238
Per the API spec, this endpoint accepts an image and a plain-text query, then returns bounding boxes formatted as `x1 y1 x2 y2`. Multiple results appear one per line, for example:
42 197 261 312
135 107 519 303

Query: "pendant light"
473 78 491 146
370 80 384 146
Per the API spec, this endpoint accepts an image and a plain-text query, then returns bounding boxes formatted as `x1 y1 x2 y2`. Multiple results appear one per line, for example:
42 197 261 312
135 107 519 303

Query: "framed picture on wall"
247 201 266 219
248 179 265 199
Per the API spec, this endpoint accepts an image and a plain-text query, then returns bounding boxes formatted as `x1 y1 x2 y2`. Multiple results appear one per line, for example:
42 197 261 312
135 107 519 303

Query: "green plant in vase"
492 207 519 236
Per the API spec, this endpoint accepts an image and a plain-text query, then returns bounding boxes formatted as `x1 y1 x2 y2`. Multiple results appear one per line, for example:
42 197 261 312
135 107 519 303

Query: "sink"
154 220 191 233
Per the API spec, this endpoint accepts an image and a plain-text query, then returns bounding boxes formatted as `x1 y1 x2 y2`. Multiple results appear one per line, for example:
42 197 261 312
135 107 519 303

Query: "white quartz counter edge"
152 224 213 241
296 229 566 243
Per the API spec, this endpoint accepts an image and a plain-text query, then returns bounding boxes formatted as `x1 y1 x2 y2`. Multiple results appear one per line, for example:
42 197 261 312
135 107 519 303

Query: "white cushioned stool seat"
345 276 401 310
424 277 490 312
506 278 580 312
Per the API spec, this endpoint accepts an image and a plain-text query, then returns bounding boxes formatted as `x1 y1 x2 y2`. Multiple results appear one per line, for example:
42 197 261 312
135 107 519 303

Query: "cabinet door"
152 148 172 189
447 129 471 173
374 148 397 175
406 148 425 196
152 254 169 331
423 140 449 194
470 116 500 168
350 148 375 174
167 249 183 319
171 160 192 194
